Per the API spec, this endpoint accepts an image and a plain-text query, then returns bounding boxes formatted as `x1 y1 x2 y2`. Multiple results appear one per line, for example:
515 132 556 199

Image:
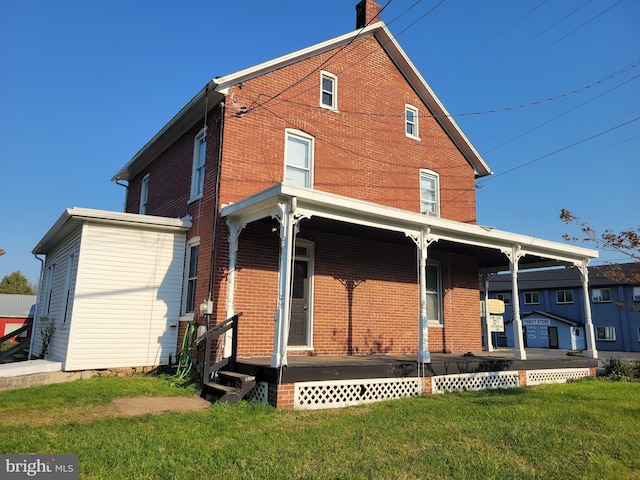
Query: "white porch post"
578 260 598 359
482 273 493 352
224 219 244 358
271 197 297 368
506 244 526 360
417 228 431 363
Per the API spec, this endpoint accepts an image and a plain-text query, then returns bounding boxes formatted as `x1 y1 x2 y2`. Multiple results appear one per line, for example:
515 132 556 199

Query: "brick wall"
124 33 483 357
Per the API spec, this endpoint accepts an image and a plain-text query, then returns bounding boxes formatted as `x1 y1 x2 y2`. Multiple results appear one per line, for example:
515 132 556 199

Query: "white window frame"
189 128 206 202
633 286 640 301
420 169 440 217
44 263 56 316
524 291 539 305
426 261 443 326
592 288 611 303
139 173 150 215
637 327 640 343
181 237 200 317
284 129 314 188
405 105 419 139
496 292 511 306
62 254 74 324
596 326 616 341
320 71 338 111
556 289 574 304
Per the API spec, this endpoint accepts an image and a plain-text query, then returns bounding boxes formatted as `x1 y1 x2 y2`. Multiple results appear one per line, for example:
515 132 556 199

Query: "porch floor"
235 349 597 384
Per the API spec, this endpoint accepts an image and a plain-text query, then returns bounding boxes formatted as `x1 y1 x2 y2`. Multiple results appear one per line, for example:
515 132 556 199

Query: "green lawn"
0 376 638 479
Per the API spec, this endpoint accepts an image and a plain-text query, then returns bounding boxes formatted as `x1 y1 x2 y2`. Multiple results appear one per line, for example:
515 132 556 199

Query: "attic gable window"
320 71 338 111
405 105 419 139
139 173 150 215
419 169 439 217
285 129 314 188
189 128 206 202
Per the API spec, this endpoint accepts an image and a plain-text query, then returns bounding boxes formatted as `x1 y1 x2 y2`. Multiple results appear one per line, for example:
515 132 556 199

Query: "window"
592 288 611 303
633 286 640 301
405 105 419 139
182 239 199 315
62 254 74 323
320 71 337 110
285 130 314 188
524 292 539 305
596 326 616 341
496 293 511 306
190 128 206 201
44 264 56 315
556 290 574 304
637 327 640 343
420 169 440 217
425 262 442 325
139 173 150 215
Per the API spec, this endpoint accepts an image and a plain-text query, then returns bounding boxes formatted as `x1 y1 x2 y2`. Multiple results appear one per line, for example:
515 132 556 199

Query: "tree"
560 208 640 284
0 271 37 295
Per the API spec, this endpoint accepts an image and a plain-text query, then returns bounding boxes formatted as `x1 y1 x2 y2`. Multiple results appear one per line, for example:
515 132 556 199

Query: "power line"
434 0 549 81
477 116 640 183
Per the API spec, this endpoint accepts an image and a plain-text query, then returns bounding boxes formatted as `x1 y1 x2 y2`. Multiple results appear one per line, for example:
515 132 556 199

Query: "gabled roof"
113 22 492 183
506 311 582 327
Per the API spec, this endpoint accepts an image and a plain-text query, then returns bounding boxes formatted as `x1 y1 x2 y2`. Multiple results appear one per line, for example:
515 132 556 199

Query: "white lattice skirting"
294 377 421 410
526 368 591 386
432 371 520 394
246 381 269 403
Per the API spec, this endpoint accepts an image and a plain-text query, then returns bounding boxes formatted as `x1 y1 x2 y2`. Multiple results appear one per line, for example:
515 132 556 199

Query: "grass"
0 376 639 479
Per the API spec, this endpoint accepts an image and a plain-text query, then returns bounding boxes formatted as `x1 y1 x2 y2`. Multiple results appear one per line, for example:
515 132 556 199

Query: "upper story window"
420 169 440 217
556 289 574 304
524 291 539 305
592 288 611 303
320 71 338 111
182 238 199 315
285 130 314 188
190 128 206 202
139 173 150 215
496 293 511 306
405 105 419 139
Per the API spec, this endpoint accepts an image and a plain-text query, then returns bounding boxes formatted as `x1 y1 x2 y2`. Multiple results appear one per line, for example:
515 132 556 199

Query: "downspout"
28 254 46 359
113 179 129 212
207 95 225 305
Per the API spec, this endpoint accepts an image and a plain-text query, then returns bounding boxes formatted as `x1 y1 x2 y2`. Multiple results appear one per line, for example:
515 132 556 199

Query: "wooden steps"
201 370 256 404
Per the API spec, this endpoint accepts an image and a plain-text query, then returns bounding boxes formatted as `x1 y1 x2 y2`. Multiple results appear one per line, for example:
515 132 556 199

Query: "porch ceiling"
221 184 598 272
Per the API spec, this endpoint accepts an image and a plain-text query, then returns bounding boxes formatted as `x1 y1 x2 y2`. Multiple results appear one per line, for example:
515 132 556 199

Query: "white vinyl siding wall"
33 229 81 362
63 223 186 370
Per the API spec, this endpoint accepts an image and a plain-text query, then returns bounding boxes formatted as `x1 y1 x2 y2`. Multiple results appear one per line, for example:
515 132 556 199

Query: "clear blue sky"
1 0 638 285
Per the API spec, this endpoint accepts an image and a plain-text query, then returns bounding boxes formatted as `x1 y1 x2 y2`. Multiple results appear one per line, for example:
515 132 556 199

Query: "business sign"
488 315 504 332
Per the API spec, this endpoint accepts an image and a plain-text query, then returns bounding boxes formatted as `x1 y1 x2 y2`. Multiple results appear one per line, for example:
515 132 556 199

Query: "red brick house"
111 1 598 408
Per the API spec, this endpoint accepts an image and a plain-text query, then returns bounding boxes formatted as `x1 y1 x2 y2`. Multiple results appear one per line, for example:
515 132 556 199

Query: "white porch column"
224 219 245 358
505 245 526 360
271 197 297 368
482 273 493 352
578 260 598 359
417 228 431 363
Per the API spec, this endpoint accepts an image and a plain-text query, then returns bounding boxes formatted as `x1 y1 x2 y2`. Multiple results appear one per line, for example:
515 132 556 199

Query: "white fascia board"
33 208 192 254
213 23 384 93
373 27 492 178
221 184 598 263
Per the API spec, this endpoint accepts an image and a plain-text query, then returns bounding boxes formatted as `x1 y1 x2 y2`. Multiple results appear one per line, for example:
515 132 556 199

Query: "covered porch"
220 183 599 364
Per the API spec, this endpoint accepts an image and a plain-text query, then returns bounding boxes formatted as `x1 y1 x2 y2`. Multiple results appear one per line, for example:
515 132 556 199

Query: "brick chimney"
356 0 382 29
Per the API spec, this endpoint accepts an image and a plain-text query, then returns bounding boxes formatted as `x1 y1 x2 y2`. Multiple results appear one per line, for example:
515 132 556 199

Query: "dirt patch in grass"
5 395 211 427
110 395 211 416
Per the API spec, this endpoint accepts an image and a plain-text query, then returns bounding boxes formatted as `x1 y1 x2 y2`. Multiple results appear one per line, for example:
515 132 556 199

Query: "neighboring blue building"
486 263 640 353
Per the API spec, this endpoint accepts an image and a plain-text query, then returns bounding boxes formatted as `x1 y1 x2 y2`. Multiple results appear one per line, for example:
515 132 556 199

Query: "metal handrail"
196 312 243 385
